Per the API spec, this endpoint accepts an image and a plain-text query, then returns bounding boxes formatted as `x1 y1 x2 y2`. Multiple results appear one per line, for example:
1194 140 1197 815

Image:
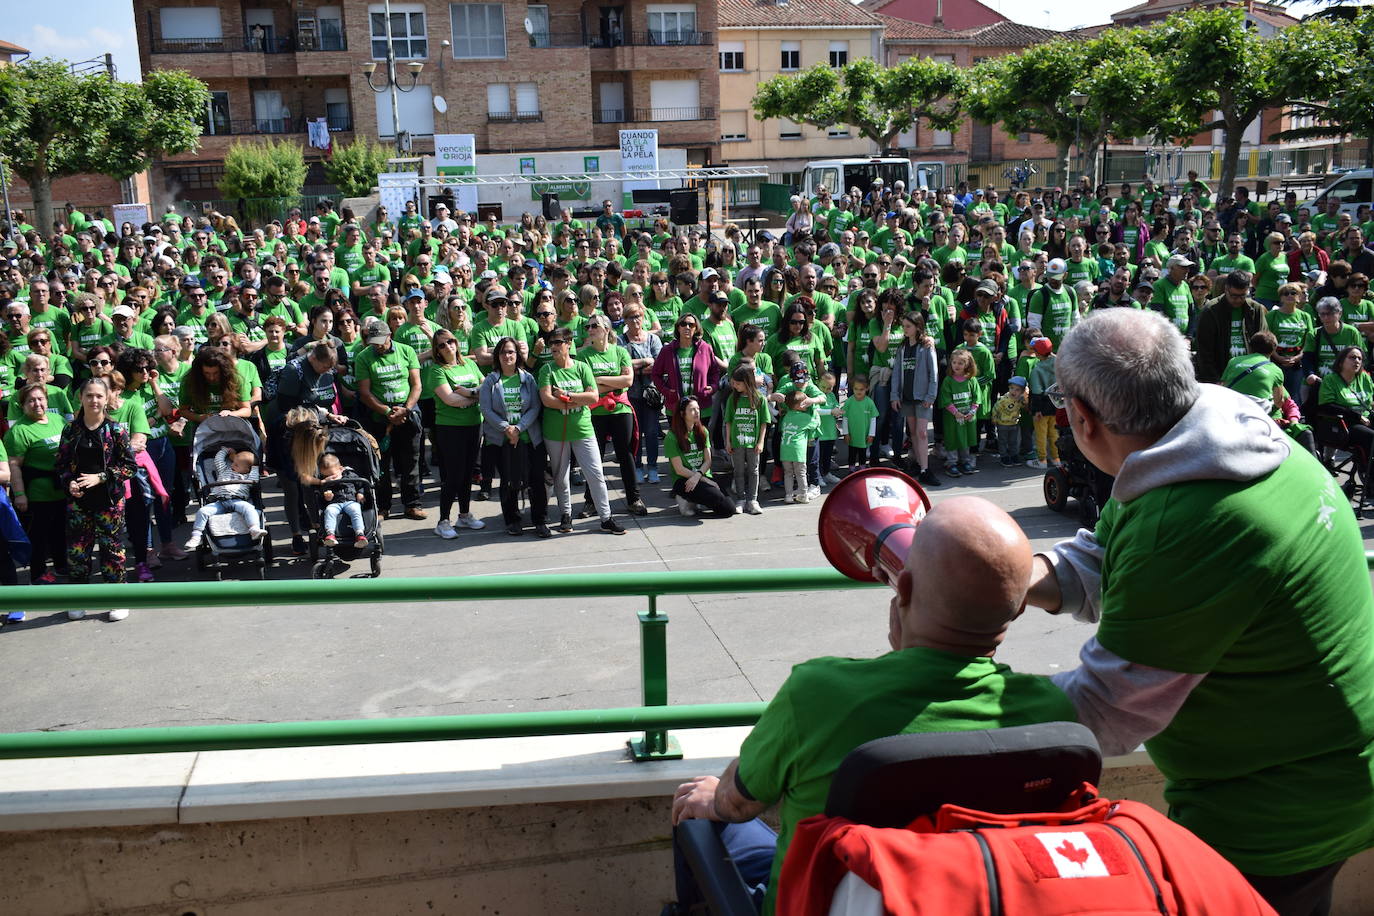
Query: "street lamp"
1069 92 1089 187
362 0 425 147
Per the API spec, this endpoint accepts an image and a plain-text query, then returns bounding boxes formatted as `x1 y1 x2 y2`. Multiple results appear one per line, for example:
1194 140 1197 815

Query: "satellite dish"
524 17 535 34
434 95 448 113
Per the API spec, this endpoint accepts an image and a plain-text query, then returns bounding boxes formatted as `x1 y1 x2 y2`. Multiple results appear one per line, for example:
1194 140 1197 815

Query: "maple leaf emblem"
1055 838 1091 866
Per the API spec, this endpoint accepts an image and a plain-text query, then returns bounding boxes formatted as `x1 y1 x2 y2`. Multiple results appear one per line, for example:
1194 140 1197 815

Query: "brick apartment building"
134 0 719 205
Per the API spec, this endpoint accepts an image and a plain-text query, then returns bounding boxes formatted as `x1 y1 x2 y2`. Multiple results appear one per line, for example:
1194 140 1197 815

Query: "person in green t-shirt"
663 395 735 518
538 327 624 535
838 375 881 468
669 497 1074 915
1028 308 1374 906
426 327 486 538
354 319 424 519
577 314 644 517
722 365 769 514
4 383 69 583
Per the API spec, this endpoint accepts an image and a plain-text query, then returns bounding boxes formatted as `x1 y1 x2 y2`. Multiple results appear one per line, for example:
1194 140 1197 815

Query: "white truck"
802 157 948 198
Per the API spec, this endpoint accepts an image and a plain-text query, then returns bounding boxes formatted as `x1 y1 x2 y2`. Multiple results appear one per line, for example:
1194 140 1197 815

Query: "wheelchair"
1313 409 1372 519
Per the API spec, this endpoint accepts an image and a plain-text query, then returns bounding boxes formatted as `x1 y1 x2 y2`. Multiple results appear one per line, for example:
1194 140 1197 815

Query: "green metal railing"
0 568 881 761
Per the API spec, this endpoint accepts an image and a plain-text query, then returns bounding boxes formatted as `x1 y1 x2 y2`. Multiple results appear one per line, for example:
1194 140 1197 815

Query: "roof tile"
719 0 886 28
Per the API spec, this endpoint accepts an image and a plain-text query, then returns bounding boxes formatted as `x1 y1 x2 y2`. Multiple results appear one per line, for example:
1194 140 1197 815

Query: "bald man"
669 497 1075 914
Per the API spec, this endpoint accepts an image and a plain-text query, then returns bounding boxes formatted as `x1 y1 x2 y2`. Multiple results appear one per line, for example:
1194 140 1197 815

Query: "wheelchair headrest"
824 722 1101 828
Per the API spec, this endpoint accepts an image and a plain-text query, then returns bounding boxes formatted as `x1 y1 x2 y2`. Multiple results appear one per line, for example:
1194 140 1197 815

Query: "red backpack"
778 784 1276 916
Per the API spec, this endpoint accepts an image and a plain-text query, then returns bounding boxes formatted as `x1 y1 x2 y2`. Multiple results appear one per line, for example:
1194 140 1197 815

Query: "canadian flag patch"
1015 830 1128 879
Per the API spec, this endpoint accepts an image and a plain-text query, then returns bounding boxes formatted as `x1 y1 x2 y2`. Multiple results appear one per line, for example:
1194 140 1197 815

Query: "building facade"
133 0 720 206
717 0 885 176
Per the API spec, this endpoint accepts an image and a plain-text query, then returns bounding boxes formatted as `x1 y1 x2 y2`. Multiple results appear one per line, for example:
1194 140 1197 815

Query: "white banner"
433 133 478 215
112 203 150 232
619 129 659 203
378 172 418 225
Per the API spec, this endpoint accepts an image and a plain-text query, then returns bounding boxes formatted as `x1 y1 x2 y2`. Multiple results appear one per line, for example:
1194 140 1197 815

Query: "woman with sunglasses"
765 302 825 381
646 270 682 330
539 327 625 535
428 328 487 538
651 312 722 421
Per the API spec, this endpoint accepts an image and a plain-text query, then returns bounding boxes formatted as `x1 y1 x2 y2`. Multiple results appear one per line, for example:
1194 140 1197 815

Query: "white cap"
1045 258 1068 277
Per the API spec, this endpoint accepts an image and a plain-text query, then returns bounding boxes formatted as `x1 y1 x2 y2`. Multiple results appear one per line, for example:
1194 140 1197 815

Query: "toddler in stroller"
316 452 369 549
185 447 267 549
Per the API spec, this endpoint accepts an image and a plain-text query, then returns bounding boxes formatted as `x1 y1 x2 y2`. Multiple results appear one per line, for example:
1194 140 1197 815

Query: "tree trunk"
29 175 54 240
1057 141 1071 190
1218 121 1245 200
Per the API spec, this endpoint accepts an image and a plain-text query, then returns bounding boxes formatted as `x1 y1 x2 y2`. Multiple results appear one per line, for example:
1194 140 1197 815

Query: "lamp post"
362 0 424 147
1069 92 1089 188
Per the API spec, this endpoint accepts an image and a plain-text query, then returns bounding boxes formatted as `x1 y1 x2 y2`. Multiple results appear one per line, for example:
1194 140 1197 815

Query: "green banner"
529 180 591 201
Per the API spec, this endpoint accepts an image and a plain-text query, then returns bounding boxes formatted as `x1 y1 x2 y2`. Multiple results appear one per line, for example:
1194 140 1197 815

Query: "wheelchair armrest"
676 820 759 916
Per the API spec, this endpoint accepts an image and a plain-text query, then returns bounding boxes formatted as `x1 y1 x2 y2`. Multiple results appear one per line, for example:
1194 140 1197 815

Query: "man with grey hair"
1025 308 1374 916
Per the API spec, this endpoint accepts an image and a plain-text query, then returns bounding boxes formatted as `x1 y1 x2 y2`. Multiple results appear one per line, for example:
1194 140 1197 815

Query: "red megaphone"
818 468 931 586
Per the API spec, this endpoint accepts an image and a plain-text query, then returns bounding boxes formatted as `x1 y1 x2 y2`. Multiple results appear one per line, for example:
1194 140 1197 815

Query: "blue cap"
885 211 898 219
181 276 202 288
405 289 425 301
1008 375 1027 388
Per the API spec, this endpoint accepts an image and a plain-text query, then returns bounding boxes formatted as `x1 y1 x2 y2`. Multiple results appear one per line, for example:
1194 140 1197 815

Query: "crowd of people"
0 171 1371 614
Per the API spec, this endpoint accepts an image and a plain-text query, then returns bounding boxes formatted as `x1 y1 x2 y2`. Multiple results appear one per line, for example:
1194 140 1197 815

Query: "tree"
322 136 398 198
752 56 964 152
0 60 209 235
1150 7 1348 196
1271 9 1369 167
219 139 308 226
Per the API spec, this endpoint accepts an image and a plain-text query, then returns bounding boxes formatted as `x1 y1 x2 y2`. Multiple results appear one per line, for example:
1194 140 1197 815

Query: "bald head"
895 497 1031 656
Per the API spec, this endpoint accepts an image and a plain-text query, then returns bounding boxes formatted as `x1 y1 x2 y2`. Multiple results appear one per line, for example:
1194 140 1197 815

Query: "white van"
803 158 947 199
1308 169 1373 216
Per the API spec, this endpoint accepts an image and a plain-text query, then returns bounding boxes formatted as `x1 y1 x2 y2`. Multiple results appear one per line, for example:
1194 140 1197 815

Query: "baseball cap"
699 267 719 281
479 270 499 281
1166 254 1195 270
1008 375 1027 388
973 189 985 196
1031 338 1053 357
181 276 202 288
1135 280 1155 292
432 268 451 282
885 211 898 219
523 258 542 269
975 279 999 296
1045 258 1068 277
485 286 510 303
404 289 426 301
1276 213 1293 224
708 292 730 306
111 305 136 319
363 318 390 345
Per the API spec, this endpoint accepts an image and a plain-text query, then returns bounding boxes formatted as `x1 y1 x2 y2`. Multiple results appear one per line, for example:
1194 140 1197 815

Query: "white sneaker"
66 609 86 620
184 531 203 549
458 512 486 530
248 526 267 539
807 485 821 501
823 473 842 486
735 500 745 514
106 608 129 622
1026 459 1048 470
435 520 458 539
798 490 814 504
746 500 763 515
880 445 894 458
676 496 697 517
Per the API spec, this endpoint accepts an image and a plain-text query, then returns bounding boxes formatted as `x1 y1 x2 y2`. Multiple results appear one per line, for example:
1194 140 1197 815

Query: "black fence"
149 33 348 54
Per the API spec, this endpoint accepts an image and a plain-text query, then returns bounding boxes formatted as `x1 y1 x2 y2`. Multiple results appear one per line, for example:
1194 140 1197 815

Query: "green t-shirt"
1211 253 1255 277
426 360 484 426
354 342 420 418
1150 277 1192 333
738 648 1074 914
841 394 880 447
499 373 530 442
1025 284 1077 350
730 303 782 339
1093 449 1374 875
1254 251 1289 301
724 393 768 449
469 318 520 355
576 343 632 416
108 395 151 438
663 426 710 481
1318 369 1374 415
3 416 65 501
1306 323 1363 375
6 384 74 423
1220 353 1284 411
1267 307 1315 354
538 360 596 442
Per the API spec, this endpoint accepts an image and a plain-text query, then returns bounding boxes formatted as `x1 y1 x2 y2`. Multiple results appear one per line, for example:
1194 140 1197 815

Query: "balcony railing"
487 110 544 123
594 107 715 124
522 30 713 49
203 115 353 137
149 33 348 54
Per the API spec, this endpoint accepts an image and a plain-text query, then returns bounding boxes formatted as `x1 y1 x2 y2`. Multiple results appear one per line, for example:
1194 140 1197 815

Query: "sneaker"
291 534 307 555
534 522 553 538
35 571 57 585
746 500 764 515
248 526 268 539
106 608 130 622
458 512 486 530
735 500 745 514
1026 459 1048 470
472 488 489 502
435 520 458 539
961 461 979 474
404 507 428 521
145 549 163 570
576 500 595 520
646 468 661 484
601 517 627 535
506 522 524 537
676 497 697 517
806 485 821 501
159 544 189 561
627 498 648 516
797 490 814 504
571 469 585 487
880 445 894 458
354 535 370 549
918 468 942 487
66 609 86 620
557 512 574 533
822 473 842 486
945 464 963 478
634 466 645 483
136 563 155 583
5 611 24 623
322 534 338 546
184 531 203 550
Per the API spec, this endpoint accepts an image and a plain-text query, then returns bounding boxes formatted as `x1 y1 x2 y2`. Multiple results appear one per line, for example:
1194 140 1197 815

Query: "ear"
1070 396 1098 440
895 567 914 612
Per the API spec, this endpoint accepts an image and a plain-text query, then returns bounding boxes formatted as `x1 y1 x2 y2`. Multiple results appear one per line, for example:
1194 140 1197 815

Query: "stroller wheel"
370 552 383 578
1080 490 1100 528
312 560 330 579
1043 467 1070 513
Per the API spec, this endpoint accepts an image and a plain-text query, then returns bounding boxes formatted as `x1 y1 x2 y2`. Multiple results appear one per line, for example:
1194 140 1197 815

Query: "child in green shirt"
779 389 813 503
839 374 881 470
937 348 979 477
817 370 840 483
725 366 770 515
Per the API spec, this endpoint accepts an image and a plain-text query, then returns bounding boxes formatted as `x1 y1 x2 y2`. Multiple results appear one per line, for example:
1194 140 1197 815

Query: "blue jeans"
145 436 177 546
673 818 778 913
633 397 661 468
323 500 365 537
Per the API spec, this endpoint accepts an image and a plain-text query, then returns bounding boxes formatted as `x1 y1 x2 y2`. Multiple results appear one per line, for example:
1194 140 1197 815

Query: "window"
779 118 801 140
159 8 222 47
647 4 696 43
1017 131 1031 143
324 88 351 130
487 83 511 118
515 82 540 119
527 4 550 46
203 92 231 135
649 79 700 120
370 4 428 59
375 84 435 137
317 6 345 50
828 41 848 68
719 40 744 72
450 3 506 58
166 166 226 192
780 41 800 70
827 125 850 139
721 110 748 142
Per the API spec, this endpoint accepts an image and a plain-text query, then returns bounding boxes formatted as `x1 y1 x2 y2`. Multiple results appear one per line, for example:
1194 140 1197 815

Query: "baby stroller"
1043 410 1114 528
305 419 384 579
190 415 274 579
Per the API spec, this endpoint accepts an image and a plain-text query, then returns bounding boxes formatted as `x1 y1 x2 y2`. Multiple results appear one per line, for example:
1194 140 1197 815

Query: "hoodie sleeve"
1038 526 1105 624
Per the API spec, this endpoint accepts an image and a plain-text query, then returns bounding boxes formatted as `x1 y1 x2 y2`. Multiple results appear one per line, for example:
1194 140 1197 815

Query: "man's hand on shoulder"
672 775 720 825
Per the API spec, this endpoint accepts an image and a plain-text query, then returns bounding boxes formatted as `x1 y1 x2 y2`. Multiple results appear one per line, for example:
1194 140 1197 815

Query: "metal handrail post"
630 593 680 761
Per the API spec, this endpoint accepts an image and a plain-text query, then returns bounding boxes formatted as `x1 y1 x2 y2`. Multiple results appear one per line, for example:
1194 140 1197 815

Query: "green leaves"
752 56 964 149
322 137 399 198
219 139 308 201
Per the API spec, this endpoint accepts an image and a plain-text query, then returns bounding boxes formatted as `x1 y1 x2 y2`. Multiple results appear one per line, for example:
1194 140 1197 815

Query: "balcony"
148 33 348 54
522 30 713 49
202 114 353 138
487 110 544 123
593 107 714 124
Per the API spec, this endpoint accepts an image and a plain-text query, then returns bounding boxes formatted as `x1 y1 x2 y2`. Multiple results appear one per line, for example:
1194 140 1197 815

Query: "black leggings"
487 440 549 525
1348 424 1374 482
590 411 639 504
434 424 481 519
671 475 735 518
21 501 66 581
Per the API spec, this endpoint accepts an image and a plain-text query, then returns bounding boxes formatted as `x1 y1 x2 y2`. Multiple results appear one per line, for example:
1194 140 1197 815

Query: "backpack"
779 784 1277 916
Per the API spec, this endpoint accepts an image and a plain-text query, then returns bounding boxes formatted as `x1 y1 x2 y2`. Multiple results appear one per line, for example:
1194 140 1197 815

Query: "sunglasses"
89 359 111 366
536 311 555 318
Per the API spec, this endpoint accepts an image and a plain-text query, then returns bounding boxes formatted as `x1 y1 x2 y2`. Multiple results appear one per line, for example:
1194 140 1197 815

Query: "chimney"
933 0 944 26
